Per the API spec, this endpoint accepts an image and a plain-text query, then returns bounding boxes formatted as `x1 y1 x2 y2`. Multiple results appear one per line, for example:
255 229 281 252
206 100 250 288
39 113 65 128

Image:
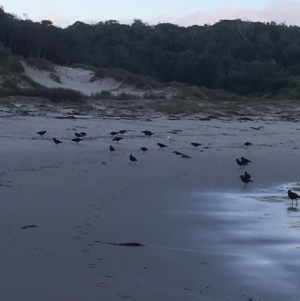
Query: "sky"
1 0 300 27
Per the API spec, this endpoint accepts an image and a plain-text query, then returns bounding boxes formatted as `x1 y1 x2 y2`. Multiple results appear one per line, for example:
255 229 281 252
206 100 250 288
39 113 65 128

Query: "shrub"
26 57 55 72
0 56 24 74
91 68 163 88
5 87 84 103
90 91 112 99
70 63 97 72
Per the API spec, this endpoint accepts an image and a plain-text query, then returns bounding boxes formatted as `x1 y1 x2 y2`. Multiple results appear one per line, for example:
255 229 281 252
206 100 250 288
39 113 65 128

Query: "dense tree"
1 6 300 95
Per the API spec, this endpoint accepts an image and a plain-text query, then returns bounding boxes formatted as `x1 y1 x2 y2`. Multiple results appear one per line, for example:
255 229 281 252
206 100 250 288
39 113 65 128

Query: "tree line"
1 6 300 96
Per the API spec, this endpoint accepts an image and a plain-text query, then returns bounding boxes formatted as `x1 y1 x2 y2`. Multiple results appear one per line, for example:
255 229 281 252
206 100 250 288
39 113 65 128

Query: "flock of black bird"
37 129 298 207
236 146 299 207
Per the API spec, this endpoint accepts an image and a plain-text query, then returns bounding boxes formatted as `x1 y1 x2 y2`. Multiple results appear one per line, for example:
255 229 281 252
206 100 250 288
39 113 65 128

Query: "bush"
90 91 112 99
0 56 24 74
91 68 163 88
4 87 84 103
70 63 97 72
26 57 55 72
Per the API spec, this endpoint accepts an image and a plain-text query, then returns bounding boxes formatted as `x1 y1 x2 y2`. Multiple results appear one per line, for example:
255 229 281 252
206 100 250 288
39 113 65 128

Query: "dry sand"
0 111 300 301
21 63 168 98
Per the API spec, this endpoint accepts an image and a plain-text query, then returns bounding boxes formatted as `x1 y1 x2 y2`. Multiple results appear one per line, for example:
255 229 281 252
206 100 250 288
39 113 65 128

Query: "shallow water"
186 184 300 301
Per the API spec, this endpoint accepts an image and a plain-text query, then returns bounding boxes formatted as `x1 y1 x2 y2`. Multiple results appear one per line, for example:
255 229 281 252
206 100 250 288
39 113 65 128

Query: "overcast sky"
1 0 300 27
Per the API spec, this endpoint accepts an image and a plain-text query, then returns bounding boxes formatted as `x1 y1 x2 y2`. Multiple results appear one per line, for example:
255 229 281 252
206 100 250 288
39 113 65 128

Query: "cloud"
41 0 300 28
39 14 80 27
149 0 300 26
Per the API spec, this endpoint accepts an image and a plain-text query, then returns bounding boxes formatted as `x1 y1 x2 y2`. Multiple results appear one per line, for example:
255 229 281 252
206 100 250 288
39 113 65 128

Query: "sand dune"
22 63 161 97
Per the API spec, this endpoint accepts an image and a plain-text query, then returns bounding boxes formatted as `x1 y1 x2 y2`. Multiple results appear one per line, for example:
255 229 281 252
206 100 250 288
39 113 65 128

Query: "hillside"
1 6 300 97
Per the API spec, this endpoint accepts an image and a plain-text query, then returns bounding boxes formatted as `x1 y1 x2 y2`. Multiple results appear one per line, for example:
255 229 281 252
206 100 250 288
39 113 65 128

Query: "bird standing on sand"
244 171 251 180
191 142 201 148
37 130 46 138
244 142 253 147
236 159 247 168
110 145 115 153
241 157 252 164
129 154 137 164
80 132 87 137
112 137 123 143
239 175 253 186
72 138 82 145
142 130 154 137
110 131 119 136
141 147 148 154
173 151 184 156
53 138 62 146
118 130 127 135
75 132 82 138
167 136 173 143
288 190 300 207
181 154 192 159
157 143 167 150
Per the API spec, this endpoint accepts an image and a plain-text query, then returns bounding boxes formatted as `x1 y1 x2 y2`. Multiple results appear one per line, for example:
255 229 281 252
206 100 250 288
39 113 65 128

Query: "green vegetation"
92 68 163 89
0 77 83 103
0 56 24 74
70 63 97 72
265 77 300 99
2 4 300 97
26 57 55 72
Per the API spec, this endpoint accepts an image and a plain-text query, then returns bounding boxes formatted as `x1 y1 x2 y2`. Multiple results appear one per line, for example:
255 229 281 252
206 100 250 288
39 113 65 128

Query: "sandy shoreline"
0 114 300 300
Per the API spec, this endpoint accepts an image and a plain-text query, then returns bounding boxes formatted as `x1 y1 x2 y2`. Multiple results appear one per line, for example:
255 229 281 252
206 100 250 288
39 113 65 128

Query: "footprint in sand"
117 294 132 299
73 236 81 240
96 282 106 288
87 263 96 269
81 249 90 253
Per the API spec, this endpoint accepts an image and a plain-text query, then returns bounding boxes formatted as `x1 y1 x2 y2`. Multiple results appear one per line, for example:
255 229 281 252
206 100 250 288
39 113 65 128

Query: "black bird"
181 154 192 159
244 171 251 180
112 137 123 143
37 130 46 138
142 130 154 137
244 142 253 147
157 143 167 150
241 156 252 164
173 151 184 156
80 132 87 137
75 132 82 138
236 159 247 168
191 142 201 148
118 130 127 135
288 190 300 207
141 147 148 154
53 138 62 146
110 131 119 136
239 175 253 186
129 154 137 164
72 138 82 145
109 145 115 153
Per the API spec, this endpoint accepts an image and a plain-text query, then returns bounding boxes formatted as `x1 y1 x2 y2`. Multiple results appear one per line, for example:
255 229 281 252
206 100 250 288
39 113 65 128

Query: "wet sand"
0 115 300 301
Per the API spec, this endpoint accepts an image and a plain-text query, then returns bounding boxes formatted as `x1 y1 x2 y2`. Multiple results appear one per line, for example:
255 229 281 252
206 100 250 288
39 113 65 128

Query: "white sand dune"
0 114 300 300
22 63 149 97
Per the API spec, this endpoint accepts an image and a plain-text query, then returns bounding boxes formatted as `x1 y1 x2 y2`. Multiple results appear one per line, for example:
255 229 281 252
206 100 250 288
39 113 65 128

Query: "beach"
0 113 300 301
